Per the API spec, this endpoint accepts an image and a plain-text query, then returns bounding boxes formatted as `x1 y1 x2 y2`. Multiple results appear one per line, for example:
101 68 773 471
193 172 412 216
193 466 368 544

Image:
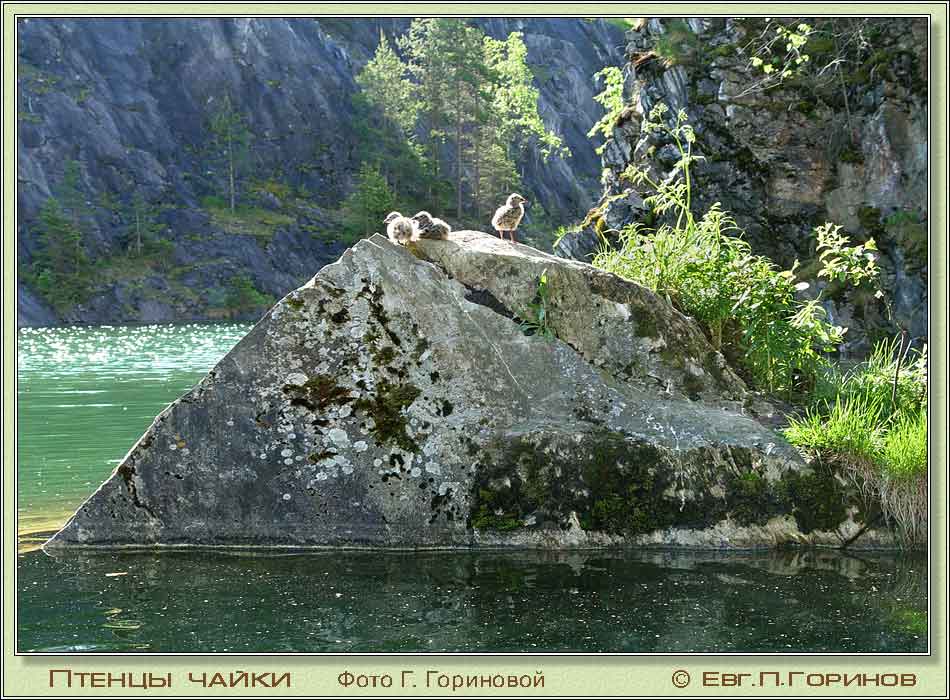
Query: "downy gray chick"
491 193 528 242
411 211 451 240
384 211 414 245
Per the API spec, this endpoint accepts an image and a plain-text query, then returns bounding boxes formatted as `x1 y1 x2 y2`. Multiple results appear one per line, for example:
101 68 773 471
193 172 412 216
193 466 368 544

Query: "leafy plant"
745 22 813 87
593 103 880 397
519 268 556 339
587 66 625 152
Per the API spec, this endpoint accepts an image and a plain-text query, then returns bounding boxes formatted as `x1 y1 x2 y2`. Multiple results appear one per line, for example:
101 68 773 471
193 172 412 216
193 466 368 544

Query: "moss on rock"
354 381 422 453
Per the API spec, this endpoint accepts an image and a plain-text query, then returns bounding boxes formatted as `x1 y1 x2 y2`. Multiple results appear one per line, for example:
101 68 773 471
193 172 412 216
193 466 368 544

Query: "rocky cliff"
17 18 625 326
556 18 928 355
45 232 894 550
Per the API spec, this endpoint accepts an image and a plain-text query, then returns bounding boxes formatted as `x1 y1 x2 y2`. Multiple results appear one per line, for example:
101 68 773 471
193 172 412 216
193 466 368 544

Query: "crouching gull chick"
412 211 451 240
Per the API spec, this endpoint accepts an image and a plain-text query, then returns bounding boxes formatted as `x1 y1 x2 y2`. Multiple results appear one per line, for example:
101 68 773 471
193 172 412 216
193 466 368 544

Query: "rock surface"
45 232 893 550
556 17 928 354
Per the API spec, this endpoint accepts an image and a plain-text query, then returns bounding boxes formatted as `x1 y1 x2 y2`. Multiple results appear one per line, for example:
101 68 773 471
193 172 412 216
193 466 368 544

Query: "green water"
17 323 251 536
16 324 928 653
17 550 928 653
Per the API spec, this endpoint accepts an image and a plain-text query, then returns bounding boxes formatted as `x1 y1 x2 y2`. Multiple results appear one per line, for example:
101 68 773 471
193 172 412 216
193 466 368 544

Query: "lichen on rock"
45 232 894 550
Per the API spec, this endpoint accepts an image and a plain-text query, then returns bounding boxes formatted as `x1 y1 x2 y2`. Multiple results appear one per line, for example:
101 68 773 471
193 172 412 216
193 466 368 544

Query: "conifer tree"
208 94 252 212
340 162 397 242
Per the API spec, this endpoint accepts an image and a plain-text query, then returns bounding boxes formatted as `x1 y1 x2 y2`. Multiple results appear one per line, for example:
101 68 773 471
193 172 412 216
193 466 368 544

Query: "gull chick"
411 211 451 240
491 193 528 243
384 211 414 245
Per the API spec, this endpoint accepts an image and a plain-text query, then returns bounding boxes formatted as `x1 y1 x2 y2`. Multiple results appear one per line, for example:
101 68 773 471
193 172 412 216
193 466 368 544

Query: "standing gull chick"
491 193 528 243
383 211 414 245
411 211 451 240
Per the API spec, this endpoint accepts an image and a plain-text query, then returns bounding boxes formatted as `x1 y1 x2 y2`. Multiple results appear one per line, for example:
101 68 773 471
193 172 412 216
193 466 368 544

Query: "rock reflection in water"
18 548 926 653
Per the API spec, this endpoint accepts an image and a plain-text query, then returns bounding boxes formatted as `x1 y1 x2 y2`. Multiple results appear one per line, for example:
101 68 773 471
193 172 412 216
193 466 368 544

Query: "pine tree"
127 189 167 257
208 94 252 212
354 31 429 202
357 31 420 137
30 197 90 308
339 162 397 242
353 20 566 227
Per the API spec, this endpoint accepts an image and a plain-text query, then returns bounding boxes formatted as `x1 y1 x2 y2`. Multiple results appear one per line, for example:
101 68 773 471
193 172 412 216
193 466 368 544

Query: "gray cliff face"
557 18 928 353
17 17 626 326
46 232 894 550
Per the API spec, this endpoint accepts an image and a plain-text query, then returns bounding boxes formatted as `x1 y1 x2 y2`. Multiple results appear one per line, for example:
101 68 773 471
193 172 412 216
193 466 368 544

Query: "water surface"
18 549 926 653
17 323 250 542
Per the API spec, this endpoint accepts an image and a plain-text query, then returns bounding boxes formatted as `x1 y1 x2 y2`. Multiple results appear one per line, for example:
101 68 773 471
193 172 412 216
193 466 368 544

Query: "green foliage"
123 190 169 258
223 275 274 313
206 93 253 212
815 223 880 286
201 197 294 239
485 32 567 161
25 160 99 311
339 162 397 243
747 22 813 83
587 66 625 152
736 18 890 105
353 20 563 224
813 335 927 418
352 32 435 213
881 410 927 481
357 31 421 137
26 197 91 311
519 268 556 339
593 104 879 396
653 19 703 66
784 393 886 466
784 337 927 547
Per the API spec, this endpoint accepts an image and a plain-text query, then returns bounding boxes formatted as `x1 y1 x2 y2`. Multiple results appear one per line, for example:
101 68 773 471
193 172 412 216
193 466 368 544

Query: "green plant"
202 198 294 239
519 268 556 339
25 195 93 312
222 275 274 313
745 22 813 87
338 162 397 244
813 336 927 418
881 410 927 480
206 93 253 212
653 19 702 67
593 103 879 397
784 337 927 548
784 393 886 465
587 66 625 153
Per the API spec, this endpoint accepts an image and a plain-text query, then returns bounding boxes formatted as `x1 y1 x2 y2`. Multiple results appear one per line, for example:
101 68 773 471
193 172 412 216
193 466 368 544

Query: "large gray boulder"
45 232 892 550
